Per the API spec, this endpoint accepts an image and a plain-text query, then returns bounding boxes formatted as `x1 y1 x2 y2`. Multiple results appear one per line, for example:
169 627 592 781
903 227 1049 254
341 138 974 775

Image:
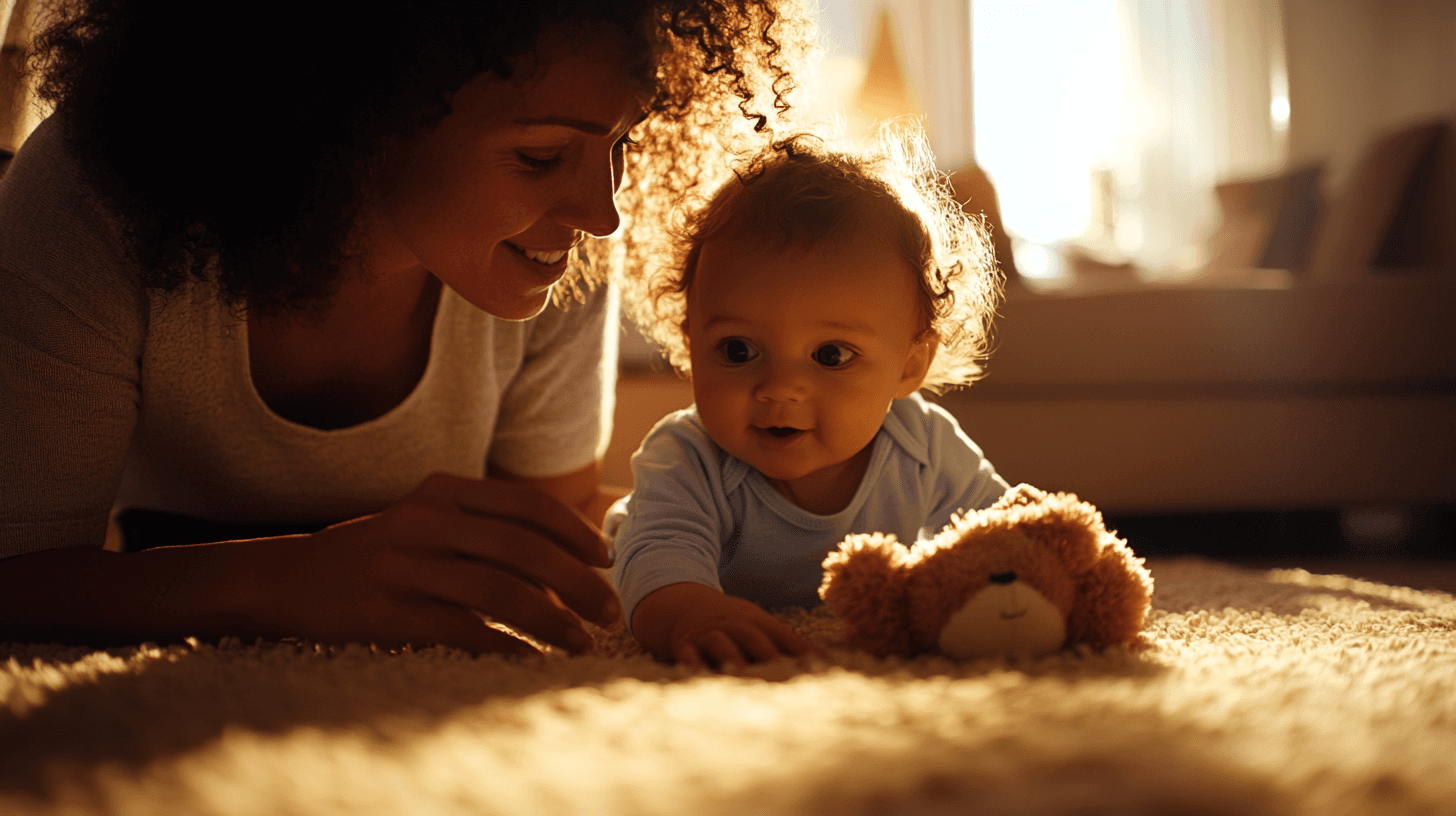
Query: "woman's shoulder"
0 116 149 353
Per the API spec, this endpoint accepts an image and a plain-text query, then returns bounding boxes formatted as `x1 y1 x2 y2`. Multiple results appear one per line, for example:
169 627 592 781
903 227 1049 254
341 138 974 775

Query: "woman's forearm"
0 541 263 645
1 474 620 651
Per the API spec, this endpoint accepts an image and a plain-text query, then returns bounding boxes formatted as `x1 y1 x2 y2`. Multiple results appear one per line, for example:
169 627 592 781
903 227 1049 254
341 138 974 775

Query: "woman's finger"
400 604 541 657
399 506 618 627
408 555 593 653
419 474 611 567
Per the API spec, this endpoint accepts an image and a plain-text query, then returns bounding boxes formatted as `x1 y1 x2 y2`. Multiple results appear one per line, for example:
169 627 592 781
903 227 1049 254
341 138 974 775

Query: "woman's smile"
503 240 575 284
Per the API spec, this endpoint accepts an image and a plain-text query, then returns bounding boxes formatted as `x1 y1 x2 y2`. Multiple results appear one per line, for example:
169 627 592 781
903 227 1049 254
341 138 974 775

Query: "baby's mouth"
759 426 802 438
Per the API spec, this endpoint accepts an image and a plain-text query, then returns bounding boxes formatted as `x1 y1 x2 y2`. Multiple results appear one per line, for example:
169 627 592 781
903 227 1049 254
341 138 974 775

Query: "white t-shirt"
0 116 616 558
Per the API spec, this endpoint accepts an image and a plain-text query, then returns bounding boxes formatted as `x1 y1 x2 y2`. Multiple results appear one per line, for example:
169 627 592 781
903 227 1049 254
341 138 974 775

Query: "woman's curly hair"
28 0 813 314
632 124 1003 392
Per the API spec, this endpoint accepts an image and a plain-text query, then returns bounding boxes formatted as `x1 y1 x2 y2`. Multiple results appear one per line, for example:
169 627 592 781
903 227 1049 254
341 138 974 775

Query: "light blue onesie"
607 392 1009 633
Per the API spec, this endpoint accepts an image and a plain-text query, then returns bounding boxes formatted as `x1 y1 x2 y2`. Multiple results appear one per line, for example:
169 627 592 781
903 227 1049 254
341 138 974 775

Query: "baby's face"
685 229 932 495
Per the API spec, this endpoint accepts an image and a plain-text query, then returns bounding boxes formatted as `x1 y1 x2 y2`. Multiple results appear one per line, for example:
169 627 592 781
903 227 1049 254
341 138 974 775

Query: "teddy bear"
818 484 1154 659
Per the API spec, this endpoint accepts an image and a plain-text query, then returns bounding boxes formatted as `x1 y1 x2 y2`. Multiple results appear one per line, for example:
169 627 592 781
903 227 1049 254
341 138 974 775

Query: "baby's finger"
731 624 786 664
673 640 705 670
696 630 748 672
763 619 813 657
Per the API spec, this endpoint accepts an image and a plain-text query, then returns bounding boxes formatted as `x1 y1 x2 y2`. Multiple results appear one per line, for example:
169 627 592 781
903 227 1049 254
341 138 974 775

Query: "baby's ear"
894 333 938 398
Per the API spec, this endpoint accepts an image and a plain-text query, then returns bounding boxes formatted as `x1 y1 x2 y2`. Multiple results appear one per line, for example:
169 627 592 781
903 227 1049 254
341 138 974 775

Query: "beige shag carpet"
3 557 1455 816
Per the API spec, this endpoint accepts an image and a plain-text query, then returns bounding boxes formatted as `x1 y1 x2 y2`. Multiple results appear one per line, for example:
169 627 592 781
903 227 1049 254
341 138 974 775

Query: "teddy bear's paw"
820 534 914 657
993 483 1051 509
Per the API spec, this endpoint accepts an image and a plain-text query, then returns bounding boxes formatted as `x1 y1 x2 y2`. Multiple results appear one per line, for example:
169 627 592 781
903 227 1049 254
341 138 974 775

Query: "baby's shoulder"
631 405 724 472
883 393 972 459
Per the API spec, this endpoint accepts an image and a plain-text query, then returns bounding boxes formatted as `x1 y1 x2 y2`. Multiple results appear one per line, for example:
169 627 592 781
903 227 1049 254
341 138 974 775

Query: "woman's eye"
812 343 855 367
719 338 758 364
518 151 564 171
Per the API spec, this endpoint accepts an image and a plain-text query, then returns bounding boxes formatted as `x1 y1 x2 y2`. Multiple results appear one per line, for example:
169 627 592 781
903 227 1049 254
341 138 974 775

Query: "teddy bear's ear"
820 533 914 657
1017 492 1107 577
1065 534 1155 650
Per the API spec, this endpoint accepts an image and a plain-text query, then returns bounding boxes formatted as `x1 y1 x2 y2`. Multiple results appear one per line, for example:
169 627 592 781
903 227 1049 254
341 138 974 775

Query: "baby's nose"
752 361 808 402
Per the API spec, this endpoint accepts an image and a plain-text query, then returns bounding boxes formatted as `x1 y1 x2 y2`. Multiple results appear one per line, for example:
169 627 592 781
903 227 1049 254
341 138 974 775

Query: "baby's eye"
719 338 759 364
812 343 856 367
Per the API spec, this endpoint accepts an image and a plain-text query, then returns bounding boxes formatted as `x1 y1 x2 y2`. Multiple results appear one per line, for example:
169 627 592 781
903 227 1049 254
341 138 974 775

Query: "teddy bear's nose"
989 571 1018 585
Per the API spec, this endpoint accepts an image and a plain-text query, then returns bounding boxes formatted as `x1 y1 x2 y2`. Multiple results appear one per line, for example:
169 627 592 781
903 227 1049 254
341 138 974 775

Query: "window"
812 0 1290 287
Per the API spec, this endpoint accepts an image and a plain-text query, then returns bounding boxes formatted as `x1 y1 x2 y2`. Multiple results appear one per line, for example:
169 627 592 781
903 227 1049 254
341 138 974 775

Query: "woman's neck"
246 265 440 429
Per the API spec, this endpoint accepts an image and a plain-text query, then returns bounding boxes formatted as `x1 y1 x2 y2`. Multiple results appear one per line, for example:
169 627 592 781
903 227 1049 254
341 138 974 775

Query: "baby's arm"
919 397 1012 533
632 582 809 670
609 412 809 669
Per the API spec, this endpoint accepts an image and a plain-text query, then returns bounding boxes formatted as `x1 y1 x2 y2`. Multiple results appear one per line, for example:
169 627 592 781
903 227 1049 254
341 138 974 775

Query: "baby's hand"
632 582 811 671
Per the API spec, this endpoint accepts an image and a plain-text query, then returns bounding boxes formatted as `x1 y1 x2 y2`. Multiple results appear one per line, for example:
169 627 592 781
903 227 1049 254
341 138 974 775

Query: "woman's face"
372 25 646 320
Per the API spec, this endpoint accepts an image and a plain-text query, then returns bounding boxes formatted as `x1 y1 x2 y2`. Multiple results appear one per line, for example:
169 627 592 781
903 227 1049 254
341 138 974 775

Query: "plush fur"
820 484 1154 658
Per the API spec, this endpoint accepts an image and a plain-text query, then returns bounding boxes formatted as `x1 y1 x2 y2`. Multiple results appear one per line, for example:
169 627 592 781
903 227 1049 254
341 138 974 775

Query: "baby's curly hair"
28 0 814 315
627 124 1003 392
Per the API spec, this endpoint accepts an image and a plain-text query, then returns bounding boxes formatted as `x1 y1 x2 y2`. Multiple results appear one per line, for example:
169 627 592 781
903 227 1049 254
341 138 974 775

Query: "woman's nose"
558 155 622 238
753 360 807 403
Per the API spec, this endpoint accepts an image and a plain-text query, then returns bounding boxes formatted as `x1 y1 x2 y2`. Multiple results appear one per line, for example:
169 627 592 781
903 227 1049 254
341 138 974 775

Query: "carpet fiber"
3 557 1454 815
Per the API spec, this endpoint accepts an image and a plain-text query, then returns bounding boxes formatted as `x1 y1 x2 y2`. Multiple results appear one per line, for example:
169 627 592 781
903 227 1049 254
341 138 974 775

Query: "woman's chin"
451 283 554 321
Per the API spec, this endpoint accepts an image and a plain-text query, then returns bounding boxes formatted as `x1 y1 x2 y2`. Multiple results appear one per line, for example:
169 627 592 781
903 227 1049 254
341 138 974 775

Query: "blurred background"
1 0 1450 568
611 0 1456 567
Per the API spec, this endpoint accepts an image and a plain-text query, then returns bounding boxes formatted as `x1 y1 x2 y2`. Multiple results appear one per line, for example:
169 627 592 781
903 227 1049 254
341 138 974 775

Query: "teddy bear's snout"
935 578 1067 659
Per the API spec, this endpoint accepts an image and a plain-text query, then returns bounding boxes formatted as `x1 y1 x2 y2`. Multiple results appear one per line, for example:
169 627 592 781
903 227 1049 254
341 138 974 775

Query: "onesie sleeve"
919 398 1011 539
606 411 730 636
488 281 618 479
0 118 148 558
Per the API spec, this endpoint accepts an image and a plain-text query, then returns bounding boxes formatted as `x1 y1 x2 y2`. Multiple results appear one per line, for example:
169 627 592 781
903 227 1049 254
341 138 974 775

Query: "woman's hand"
630 582 810 670
226 472 620 655
0 473 619 653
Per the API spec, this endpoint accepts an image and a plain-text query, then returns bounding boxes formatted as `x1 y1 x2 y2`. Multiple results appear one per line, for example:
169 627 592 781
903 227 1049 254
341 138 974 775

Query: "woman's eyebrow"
513 115 612 136
514 110 650 137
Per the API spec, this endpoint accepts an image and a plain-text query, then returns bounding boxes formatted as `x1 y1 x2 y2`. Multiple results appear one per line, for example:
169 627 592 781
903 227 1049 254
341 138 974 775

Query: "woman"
0 1 811 654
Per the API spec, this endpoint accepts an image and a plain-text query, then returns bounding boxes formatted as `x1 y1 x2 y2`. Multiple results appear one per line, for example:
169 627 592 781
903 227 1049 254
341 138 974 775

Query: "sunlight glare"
973 0 1125 246
1270 96 1290 131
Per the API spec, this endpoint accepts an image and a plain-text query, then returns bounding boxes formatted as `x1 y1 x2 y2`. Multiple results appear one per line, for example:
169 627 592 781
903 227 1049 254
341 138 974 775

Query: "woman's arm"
0 473 620 653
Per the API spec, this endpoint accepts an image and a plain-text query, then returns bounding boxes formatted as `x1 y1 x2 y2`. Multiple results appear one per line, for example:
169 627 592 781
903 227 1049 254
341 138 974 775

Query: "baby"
608 129 1009 668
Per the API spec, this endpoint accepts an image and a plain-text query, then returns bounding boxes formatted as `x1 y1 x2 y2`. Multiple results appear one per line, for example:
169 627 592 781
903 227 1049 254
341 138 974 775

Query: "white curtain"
965 0 1288 278
877 0 976 171
1110 0 1288 275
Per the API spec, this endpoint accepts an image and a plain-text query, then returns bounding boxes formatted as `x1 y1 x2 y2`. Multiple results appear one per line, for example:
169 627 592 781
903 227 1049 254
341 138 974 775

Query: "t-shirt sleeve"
0 119 147 558
487 280 618 479
606 414 727 636
920 399 1011 539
